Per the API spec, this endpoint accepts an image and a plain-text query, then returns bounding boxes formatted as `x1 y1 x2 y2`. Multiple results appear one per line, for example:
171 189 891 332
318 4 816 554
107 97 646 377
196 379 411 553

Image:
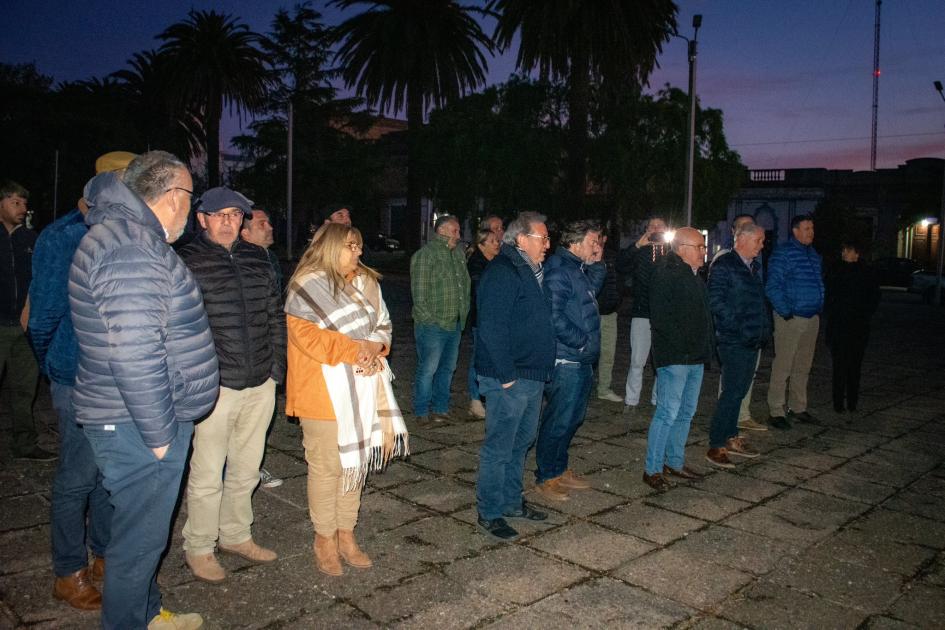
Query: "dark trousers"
535 362 594 484
830 332 868 411
709 345 759 449
84 421 193 630
0 325 39 454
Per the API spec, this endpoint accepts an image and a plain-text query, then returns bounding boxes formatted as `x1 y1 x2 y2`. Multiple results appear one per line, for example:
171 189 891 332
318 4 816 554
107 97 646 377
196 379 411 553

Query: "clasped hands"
355 339 386 376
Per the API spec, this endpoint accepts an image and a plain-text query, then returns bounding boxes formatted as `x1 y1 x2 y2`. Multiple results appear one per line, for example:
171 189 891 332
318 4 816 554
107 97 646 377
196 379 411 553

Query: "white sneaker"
598 391 623 402
468 399 486 418
259 469 283 488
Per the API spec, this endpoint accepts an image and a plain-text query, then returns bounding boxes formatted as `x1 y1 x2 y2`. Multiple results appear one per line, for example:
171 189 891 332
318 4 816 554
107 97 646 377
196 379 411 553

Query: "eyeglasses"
678 243 707 251
166 187 193 198
525 233 551 242
205 210 244 222
344 241 363 252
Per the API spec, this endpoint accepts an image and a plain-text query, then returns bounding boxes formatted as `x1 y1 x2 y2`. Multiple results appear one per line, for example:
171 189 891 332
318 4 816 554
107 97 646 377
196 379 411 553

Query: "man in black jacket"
706 223 769 469
179 187 287 584
596 226 624 402
0 180 51 460
642 227 712 492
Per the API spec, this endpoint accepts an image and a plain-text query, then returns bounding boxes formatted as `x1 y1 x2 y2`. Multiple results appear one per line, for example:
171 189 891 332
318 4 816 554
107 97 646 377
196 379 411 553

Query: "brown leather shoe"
314 533 343 576
642 472 674 492
663 465 703 480
337 530 372 568
557 469 591 490
90 555 105 584
726 436 760 459
53 567 102 610
706 447 736 469
218 538 277 564
534 478 570 501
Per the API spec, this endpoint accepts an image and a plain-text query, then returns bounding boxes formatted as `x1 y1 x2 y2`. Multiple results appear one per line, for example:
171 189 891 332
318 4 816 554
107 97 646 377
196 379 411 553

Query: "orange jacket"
285 314 360 420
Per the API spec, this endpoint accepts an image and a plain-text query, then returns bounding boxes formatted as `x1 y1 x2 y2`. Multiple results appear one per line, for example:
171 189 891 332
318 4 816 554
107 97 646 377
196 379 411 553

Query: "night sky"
5 0 945 171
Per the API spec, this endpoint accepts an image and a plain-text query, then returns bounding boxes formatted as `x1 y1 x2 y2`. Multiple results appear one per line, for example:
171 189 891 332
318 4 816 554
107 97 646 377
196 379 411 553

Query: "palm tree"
491 0 677 216
158 10 269 187
330 0 494 250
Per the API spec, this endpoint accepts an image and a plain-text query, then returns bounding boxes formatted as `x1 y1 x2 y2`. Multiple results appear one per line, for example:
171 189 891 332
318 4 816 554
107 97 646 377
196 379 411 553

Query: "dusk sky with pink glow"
5 0 945 171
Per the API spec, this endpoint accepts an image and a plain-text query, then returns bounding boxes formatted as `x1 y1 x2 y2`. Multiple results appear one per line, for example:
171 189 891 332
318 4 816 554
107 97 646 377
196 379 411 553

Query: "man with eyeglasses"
642 227 713 492
177 187 286 585
69 150 218 629
409 214 470 423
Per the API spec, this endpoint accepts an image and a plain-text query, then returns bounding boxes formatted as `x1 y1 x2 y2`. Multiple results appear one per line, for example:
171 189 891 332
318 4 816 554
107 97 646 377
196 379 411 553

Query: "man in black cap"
178 187 287 584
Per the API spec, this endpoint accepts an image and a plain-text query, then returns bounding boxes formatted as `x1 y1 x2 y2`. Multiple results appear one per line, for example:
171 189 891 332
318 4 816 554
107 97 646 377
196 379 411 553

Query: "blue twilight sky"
4 0 945 170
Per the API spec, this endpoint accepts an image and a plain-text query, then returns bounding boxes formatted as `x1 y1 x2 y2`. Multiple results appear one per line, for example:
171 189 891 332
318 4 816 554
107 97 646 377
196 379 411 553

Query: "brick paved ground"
2 275 944 629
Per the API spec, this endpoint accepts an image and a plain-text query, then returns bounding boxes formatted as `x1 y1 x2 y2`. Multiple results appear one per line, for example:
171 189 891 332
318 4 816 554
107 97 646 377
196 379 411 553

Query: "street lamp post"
681 15 702 227
934 81 945 305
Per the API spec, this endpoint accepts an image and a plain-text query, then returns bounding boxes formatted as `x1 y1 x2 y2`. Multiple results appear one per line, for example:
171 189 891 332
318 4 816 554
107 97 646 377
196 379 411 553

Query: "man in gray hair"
475 212 554 541
410 214 471 423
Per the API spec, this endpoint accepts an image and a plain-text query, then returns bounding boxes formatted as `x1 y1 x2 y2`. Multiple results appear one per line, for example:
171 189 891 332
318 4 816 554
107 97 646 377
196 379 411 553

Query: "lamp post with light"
675 14 702 227
933 80 945 305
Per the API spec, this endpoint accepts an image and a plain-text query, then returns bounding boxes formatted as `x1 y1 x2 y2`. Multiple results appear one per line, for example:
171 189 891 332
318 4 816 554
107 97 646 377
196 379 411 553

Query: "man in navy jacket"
475 212 554 542
533 220 605 502
765 215 824 429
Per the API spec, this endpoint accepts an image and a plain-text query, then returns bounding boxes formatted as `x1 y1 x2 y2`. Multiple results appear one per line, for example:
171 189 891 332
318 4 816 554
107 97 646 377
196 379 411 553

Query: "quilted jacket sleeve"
546 266 588 351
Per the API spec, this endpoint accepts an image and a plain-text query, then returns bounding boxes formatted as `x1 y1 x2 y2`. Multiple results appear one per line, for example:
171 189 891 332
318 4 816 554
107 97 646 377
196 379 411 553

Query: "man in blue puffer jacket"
533 220 606 502
764 214 824 429
69 151 218 630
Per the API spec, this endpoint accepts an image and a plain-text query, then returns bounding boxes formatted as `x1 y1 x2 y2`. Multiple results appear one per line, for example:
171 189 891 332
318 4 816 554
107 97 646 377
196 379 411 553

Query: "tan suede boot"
337 529 372 568
314 533 343 576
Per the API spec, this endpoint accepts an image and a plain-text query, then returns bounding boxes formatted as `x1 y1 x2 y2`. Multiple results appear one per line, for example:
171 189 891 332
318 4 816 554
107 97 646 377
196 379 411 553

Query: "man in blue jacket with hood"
534 220 605 502
70 151 218 630
765 215 824 429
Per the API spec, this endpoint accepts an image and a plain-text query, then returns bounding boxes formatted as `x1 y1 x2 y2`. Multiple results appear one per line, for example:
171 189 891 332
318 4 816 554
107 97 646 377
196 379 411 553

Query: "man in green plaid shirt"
410 215 471 422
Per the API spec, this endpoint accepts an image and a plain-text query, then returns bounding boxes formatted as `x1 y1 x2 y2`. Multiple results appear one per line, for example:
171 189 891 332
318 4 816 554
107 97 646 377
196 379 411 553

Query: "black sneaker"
477 516 519 541
14 446 57 462
788 410 818 424
768 415 792 430
503 502 548 521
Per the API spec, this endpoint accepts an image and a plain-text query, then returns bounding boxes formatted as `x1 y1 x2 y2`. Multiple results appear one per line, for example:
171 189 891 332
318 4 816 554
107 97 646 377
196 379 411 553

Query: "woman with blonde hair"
284 223 408 576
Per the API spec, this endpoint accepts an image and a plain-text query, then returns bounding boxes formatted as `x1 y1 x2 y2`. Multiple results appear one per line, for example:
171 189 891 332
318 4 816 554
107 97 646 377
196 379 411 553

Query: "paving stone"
644 487 752 522
288 602 381 628
442 545 588 605
906 473 945 498
0 567 100 627
0 526 51 575
847 509 945 550
764 488 870 528
801 472 898 504
613 547 755 609
722 505 838 544
802 528 937 577
569 441 636 468
881 490 945 522
738 460 821 485
482 577 694 629
765 554 904 613
696 471 786 503
0 494 49 532
527 521 654 571
591 501 706 546
449 506 565 538
365 460 437 490
407 448 480 477
687 616 751 629
527 486 629 517
668 524 797 575
719 579 868 629
922 552 945 586
862 616 921 629
582 468 652 499
765 447 848 472
387 478 475 513
887 584 945 628
373 515 490 564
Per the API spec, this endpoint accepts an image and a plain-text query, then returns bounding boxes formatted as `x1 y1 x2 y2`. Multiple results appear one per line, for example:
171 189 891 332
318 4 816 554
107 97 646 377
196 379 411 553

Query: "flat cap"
196 187 254 214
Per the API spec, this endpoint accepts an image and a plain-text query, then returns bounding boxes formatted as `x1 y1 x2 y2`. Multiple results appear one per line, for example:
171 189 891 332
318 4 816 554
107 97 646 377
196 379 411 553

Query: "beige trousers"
183 379 276 554
301 419 362 537
597 312 618 394
767 315 819 416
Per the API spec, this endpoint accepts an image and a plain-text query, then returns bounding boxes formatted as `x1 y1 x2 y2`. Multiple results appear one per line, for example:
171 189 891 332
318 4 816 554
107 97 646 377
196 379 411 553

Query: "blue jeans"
644 364 704 475
710 345 759 448
467 327 480 401
476 377 544 520
535 362 594 484
413 322 461 416
50 382 112 576
84 421 193 629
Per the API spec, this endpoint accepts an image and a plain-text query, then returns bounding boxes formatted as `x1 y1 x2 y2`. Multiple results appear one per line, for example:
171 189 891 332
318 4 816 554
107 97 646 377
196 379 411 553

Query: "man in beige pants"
179 187 287 583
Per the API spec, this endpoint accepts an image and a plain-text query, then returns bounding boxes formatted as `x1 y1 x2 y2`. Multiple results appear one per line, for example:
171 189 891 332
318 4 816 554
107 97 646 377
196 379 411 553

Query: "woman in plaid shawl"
284 223 408 576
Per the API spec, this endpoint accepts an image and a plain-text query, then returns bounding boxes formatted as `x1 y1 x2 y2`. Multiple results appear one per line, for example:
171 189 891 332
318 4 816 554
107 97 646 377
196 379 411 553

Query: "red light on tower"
874 69 881 77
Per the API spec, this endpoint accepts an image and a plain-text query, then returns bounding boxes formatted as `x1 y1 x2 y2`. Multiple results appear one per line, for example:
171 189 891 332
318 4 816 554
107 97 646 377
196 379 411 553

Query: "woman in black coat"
825 241 881 413
466 228 501 418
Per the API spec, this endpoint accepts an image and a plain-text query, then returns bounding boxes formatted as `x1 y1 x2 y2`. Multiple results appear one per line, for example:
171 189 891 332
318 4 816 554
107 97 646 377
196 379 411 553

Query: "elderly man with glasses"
177 187 287 584
641 227 714 492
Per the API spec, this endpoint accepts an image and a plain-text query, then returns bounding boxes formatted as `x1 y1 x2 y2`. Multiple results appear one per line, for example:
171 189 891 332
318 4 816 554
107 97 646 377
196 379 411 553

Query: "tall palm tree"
158 10 269 187
330 0 494 250
491 0 677 216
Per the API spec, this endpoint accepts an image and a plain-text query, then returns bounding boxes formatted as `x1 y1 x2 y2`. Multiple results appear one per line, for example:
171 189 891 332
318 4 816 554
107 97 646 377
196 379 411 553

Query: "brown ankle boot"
53 567 102 610
90 555 105 584
314 533 343 576
337 529 372 568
